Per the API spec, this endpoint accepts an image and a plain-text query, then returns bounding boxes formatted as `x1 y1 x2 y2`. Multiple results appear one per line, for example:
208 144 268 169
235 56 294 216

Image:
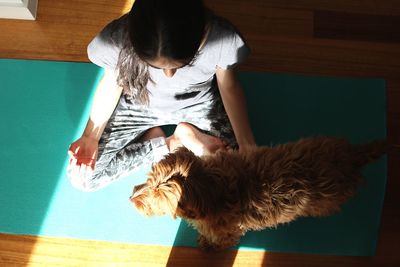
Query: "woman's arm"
215 67 256 150
82 68 123 141
68 68 123 172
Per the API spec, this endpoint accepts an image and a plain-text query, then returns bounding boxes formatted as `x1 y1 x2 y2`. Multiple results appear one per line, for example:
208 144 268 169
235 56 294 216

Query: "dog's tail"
352 139 387 167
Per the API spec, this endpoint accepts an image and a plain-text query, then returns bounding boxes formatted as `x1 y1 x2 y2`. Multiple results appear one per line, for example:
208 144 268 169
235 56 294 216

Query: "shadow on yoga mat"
0 59 386 257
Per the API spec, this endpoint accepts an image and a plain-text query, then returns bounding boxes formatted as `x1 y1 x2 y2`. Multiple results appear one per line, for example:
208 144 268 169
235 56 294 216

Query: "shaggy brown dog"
130 137 386 251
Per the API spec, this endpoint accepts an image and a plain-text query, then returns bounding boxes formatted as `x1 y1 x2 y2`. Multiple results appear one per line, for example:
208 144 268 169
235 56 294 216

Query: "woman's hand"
67 69 122 179
67 136 99 178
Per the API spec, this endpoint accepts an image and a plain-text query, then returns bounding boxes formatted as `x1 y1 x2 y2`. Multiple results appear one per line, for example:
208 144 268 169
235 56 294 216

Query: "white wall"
0 0 38 20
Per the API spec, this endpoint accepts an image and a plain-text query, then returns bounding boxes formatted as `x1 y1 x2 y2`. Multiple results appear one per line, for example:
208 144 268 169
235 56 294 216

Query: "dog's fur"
131 137 386 250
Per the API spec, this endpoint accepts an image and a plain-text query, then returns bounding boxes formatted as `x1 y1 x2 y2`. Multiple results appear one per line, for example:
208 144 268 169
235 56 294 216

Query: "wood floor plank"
314 11 400 43
204 1 314 38
1 0 399 80
0 0 133 62
0 234 266 267
1 233 399 267
241 35 400 78
257 0 400 16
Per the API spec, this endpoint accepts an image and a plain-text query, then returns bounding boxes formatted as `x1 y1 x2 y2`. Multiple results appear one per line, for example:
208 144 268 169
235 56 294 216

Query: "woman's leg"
168 122 227 156
69 97 168 192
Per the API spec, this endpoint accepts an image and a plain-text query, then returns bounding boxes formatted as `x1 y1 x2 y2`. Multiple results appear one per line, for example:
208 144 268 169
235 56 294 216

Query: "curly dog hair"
130 136 386 251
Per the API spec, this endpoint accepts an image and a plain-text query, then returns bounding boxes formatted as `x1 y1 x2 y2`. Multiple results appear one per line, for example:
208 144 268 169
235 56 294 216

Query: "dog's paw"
197 235 213 251
197 235 227 252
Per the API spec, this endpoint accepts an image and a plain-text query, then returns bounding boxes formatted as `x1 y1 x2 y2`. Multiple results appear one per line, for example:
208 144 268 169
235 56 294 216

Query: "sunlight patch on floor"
36 68 103 239
28 235 175 266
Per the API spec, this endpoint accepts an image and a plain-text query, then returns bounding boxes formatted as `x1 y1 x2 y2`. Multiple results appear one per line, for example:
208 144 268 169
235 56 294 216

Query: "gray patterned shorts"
69 85 237 192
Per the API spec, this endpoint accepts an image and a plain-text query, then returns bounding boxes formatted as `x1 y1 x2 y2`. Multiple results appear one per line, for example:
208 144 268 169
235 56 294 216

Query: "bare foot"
172 122 227 156
165 136 180 153
139 127 166 142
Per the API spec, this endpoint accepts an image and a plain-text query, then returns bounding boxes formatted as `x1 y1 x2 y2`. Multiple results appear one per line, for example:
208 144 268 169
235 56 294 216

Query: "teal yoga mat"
0 59 386 256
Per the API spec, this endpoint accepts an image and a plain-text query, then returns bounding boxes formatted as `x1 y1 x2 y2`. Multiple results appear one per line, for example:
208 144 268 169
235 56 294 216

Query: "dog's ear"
165 146 201 180
175 173 220 220
142 146 205 219
151 146 202 186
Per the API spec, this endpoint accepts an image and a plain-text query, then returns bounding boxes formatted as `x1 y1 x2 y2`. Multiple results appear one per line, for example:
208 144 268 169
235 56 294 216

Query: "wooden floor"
1 0 399 266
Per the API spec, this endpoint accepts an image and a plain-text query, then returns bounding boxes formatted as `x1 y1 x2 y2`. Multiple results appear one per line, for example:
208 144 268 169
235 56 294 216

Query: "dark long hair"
116 0 208 104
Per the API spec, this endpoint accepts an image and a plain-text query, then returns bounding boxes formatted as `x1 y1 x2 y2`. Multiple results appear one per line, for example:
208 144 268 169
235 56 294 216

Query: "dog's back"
244 137 386 178
213 137 386 228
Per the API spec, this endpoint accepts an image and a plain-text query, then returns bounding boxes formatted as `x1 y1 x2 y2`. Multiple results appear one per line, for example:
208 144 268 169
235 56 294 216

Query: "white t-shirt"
87 14 250 112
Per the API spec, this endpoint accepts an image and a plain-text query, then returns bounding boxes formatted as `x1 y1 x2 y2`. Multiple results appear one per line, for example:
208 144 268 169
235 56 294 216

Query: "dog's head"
130 146 204 219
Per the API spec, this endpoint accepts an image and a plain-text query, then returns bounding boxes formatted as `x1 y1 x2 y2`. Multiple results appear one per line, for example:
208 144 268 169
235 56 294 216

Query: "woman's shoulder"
202 14 250 69
208 14 241 39
87 14 128 69
95 14 128 49
203 14 247 51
